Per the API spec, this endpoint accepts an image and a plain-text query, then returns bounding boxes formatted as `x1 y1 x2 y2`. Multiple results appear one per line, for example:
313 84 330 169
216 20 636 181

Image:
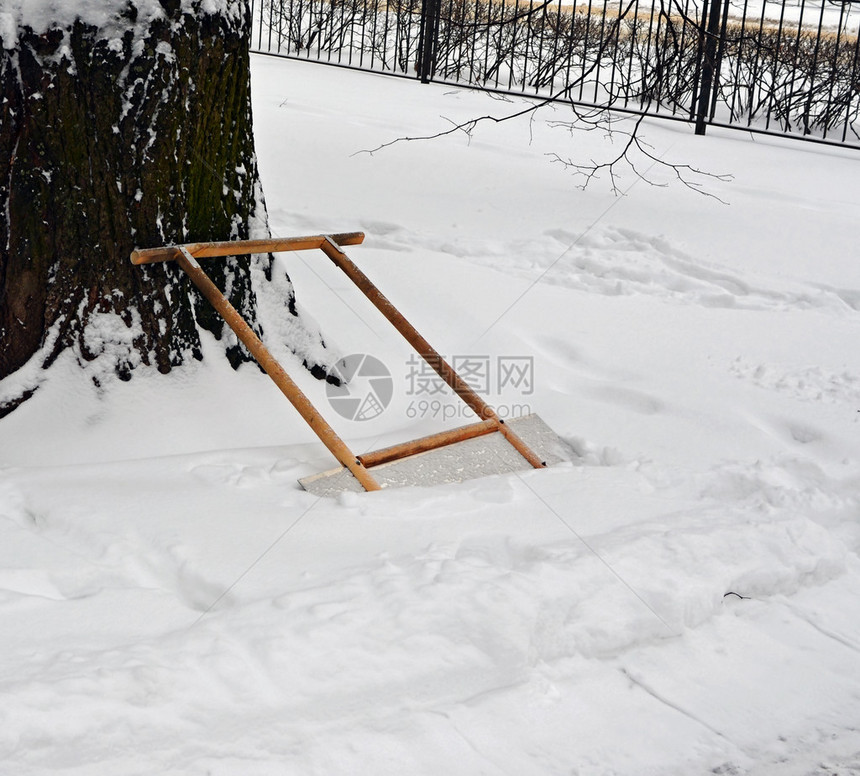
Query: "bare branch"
547 113 733 201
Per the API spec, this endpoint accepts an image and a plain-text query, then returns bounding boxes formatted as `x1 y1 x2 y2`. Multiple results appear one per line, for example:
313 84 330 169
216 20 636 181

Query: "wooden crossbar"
130 232 365 265
130 232 545 492
357 419 498 468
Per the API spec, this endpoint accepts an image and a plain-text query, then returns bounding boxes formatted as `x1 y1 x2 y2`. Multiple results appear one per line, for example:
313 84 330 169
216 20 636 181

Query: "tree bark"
0 0 321 414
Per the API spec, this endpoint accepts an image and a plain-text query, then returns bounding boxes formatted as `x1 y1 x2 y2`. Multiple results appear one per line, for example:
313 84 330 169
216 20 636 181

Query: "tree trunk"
0 0 327 415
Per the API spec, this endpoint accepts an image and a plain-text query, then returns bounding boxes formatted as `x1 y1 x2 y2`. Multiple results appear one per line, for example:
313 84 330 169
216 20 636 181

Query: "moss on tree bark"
0 1 314 413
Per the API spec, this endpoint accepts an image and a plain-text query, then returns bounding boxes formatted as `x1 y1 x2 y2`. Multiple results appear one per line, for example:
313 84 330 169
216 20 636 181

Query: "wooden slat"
130 232 365 265
358 419 498 468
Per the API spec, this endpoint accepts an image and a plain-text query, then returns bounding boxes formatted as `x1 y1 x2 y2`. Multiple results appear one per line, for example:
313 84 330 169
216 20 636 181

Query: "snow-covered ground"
2 53 860 774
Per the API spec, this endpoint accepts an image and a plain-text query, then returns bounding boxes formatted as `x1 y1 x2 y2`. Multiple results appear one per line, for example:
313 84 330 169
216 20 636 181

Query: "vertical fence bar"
624 0 654 108
591 0 608 102
674 0 695 118
728 0 749 123
822 0 848 139
693 0 723 134
313 0 322 60
325 0 335 61
357 0 366 68
469 0 480 82
507 0 521 89
707 0 731 123
343 0 352 64
640 0 657 109
411 0 419 76
481 0 491 84
322 0 330 60
801 0 828 135
580 0 593 100
394 0 403 73
464 0 473 82
315 0 324 60
268 0 276 51
544 0 562 94
453 0 465 82
843 10 860 141
651 0 666 109
366 0 376 69
748 0 767 127
335 0 346 64
437 0 446 81
258 0 265 50
623 0 639 110
607 0 625 106
417 0 430 79
418 0 441 81
449 0 458 82
782 0 809 131
764 0 788 130
533 0 550 93
689 0 706 121
520 0 536 90
561 2 576 100
488 0 499 87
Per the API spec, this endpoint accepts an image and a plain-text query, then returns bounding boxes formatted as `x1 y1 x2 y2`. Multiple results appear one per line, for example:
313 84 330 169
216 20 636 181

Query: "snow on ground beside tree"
1 54 860 774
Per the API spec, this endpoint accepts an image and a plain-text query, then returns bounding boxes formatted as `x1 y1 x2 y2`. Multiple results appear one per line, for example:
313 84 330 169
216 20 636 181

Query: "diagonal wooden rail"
130 232 545 492
177 246 381 491
317 236 546 470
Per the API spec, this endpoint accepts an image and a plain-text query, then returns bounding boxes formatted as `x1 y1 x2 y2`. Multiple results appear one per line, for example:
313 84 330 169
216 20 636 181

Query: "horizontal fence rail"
249 0 860 147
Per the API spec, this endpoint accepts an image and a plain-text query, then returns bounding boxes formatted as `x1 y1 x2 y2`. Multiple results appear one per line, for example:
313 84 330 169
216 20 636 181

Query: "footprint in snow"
730 358 860 407
531 226 859 314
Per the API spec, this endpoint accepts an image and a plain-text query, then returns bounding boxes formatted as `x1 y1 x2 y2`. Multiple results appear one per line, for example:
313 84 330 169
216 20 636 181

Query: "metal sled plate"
299 414 571 497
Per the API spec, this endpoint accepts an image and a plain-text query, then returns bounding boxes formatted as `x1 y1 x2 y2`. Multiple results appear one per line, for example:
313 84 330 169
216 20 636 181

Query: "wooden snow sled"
131 232 568 495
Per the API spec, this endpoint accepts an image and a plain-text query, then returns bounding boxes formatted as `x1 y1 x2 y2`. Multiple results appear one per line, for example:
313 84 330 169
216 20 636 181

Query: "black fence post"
417 0 441 83
709 0 731 123
694 0 725 135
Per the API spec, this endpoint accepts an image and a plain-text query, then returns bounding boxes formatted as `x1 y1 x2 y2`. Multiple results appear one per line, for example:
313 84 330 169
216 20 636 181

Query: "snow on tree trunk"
0 0 331 415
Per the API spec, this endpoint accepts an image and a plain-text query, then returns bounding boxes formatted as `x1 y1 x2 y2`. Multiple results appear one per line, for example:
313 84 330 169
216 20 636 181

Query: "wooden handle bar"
130 232 366 265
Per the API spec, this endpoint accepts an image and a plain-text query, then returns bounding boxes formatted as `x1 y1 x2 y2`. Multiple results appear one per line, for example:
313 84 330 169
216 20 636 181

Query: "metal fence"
249 0 860 147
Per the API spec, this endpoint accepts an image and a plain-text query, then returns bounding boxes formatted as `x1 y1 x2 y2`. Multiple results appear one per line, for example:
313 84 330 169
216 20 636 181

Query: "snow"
2 52 860 774
0 0 243 49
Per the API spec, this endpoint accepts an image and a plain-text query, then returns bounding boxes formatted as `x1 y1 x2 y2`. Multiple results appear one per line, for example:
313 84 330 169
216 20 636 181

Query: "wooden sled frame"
131 232 545 492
